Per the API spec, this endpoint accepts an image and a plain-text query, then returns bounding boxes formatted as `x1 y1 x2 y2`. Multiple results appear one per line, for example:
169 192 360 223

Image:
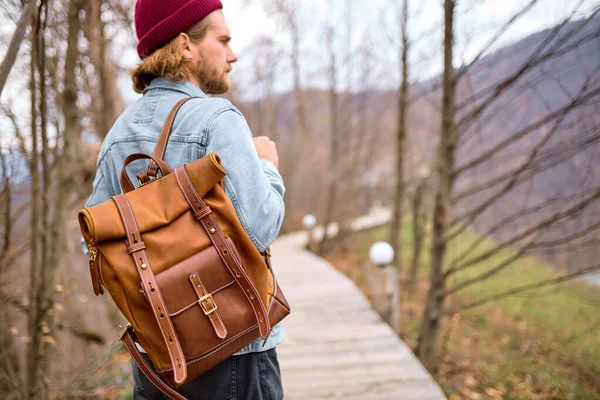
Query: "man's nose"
227 47 238 63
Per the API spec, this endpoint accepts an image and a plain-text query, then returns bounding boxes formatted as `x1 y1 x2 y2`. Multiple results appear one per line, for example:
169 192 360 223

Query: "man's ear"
179 33 193 60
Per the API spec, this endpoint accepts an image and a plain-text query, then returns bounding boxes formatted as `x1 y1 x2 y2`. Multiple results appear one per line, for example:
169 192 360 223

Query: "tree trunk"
26 1 83 397
285 17 309 230
35 4 54 394
389 0 410 332
408 180 426 294
0 145 11 270
83 0 123 139
416 0 457 373
318 25 339 256
26 7 43 398
0 146 19 396
0 0 38 97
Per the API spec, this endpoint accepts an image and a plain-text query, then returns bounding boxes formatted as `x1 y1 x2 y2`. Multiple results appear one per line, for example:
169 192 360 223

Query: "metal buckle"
198 294 218 316
261 248 272 257
119 323 133 340
137 177 155 187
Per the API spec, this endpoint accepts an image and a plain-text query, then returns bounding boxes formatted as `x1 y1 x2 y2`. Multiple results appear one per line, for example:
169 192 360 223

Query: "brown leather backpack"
78 98 290 400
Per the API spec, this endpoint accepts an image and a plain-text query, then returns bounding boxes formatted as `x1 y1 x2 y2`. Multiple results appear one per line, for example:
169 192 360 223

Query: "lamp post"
302 214 316 252
369 242 396 323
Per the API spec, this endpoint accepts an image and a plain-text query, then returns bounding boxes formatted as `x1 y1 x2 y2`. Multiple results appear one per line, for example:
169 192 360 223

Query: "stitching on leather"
209 212 269 336
123 332 186 400
217 221 269 338
180 166 206 210
200 217 262 329
123 197 142 242
191 274 226 337
142 251 186 376
194 206 211 220
118 196 184 379
129 255 176 369
158 324 258 368
175 169 196 210
181 164 205 205
178 166 262 334
267 269 277 312
213 280 236 294
183 324 257 362
113 196 132 243
177 166 268 341
272 295 290 312
97 253 106 289
225 237 242 267
127 242 147 253
134 253 176 371
168 281 236 317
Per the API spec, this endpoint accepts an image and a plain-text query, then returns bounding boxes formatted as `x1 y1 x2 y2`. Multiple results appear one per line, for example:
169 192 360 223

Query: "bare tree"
26 5 43 396
317 20 340 256
415 0 457 372
0 141 22 396
415 1 600 372
408 171 429 294
82 0 124 139
24 1 84 397
388 0 410 333
0 0 37 97
265 0 310 229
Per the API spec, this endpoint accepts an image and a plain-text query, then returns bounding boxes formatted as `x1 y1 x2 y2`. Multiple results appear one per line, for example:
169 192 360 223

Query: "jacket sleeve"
207 108 285 251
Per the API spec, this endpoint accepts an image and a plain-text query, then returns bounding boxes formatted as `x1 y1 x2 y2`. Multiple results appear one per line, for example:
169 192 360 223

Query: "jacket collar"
144 77 208 98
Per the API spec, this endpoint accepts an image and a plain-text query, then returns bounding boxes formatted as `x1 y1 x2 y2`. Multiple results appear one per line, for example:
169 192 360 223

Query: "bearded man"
82 1 285 398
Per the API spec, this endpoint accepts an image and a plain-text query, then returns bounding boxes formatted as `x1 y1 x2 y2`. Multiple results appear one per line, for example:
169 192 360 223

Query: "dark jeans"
132 348 284 400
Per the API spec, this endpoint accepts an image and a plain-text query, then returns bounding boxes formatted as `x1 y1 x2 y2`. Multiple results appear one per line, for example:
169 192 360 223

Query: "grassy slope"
326 222 600 400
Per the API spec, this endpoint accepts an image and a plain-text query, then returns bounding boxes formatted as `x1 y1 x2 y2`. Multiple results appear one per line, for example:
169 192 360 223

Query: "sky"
0 0 598 141
100 0 599 103
230 0 599 99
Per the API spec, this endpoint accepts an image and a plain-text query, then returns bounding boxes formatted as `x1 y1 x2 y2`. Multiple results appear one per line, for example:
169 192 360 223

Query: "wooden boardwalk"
271 232 446 400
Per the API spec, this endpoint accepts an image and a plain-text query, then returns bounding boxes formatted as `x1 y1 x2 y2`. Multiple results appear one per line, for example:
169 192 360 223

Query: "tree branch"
1 291 106 345
447 82 598 242
453 86 600 177
0 0 38 97
456 3 598 122
446 186 600 277
447 264 600 313
455 0 540 82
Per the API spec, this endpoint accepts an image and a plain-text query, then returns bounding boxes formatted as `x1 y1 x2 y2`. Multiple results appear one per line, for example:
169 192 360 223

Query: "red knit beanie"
135 0 223 59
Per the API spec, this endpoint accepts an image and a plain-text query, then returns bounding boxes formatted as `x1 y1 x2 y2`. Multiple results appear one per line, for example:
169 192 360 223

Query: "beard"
192 55 231 95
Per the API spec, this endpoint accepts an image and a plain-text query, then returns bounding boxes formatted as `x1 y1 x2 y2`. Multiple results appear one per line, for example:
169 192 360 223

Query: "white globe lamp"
302 214 316 229
369 241 394 268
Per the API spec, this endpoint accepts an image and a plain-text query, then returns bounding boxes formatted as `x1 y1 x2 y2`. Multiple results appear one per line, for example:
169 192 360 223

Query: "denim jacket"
82 78 285 355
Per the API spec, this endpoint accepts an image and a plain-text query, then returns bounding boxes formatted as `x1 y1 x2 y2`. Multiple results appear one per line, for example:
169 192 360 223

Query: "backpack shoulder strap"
143 96 200 181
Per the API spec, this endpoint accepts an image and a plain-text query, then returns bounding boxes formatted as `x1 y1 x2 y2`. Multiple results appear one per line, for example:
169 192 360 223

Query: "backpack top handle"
141 96 200 184
120 153 173 193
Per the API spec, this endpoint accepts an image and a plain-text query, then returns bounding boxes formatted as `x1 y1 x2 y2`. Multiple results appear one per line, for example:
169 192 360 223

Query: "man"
83 0 285 398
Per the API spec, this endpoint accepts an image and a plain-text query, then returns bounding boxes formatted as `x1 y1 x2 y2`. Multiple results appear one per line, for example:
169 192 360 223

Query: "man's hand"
253 136 279 169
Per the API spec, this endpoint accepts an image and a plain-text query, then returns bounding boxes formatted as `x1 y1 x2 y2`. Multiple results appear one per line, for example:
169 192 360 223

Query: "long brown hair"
130 17 212 93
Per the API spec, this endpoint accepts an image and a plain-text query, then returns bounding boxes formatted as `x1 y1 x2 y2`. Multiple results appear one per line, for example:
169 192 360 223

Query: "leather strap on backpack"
140 97 199 184
112 194 188 385
121 153 173 193
121 325 186 400
173 165 271 339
